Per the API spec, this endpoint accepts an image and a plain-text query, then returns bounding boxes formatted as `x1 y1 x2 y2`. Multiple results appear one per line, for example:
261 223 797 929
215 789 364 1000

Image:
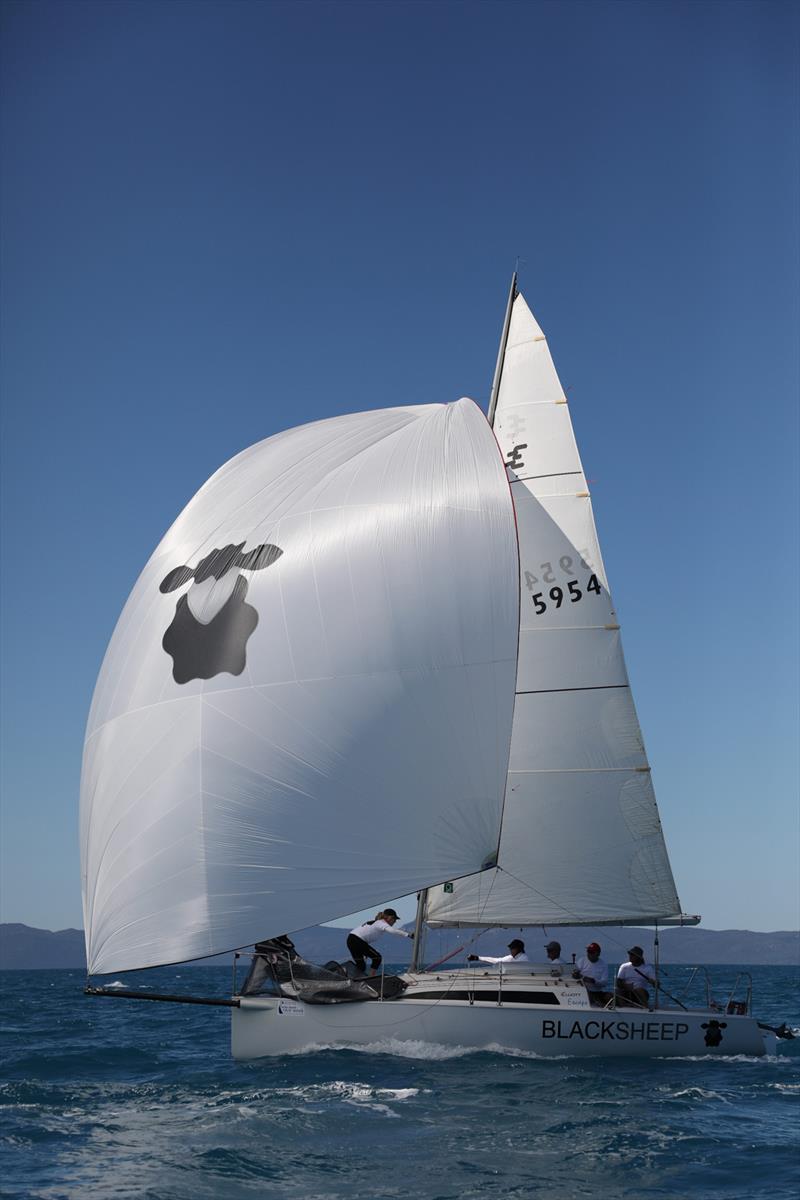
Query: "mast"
487 271 518 428
410 888 427 972
409 274 517 969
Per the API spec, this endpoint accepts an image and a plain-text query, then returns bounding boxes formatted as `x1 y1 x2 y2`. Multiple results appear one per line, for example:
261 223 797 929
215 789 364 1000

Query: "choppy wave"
290 1036 490 1060
1 965 798 1200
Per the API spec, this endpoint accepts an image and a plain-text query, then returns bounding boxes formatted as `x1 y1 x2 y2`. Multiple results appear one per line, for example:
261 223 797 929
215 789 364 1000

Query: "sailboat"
81 278 786 1058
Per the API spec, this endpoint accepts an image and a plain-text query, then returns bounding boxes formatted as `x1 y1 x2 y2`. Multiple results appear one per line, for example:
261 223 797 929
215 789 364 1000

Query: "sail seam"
511 471 582 482
83 660 518 744
507 767 648 774
178 411 423 564
518 626 621 633
498 399 567 408
515 684 628 695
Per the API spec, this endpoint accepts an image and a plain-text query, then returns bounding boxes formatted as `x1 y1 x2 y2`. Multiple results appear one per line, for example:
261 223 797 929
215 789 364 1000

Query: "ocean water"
1 965 798 1200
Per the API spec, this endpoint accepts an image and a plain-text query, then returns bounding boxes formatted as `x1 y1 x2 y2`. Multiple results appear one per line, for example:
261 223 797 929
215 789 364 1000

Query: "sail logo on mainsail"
504 443 528 471
159 541 282 684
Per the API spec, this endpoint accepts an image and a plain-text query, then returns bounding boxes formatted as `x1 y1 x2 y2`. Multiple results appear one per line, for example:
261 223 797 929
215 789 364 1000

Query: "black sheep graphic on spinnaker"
160 541 282 684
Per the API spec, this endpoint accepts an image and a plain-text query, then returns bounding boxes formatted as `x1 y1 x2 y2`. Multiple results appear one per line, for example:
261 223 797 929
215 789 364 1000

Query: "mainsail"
81 400 519 975
427 292 692 929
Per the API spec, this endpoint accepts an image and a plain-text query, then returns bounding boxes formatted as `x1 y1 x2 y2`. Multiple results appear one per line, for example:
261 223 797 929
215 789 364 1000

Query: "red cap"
586 942 601 953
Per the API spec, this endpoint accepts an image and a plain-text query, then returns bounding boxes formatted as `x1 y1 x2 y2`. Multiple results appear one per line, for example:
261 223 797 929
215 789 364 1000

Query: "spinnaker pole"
487 271 518 428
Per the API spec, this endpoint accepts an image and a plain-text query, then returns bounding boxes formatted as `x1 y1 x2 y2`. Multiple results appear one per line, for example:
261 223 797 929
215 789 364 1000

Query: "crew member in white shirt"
572 941 611 1006
615 945 657 1008
347 909 413 975
467 938 529 964
544 939 564 975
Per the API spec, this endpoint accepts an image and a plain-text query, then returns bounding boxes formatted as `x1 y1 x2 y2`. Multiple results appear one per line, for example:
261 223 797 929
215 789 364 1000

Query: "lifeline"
542 1019 690 1041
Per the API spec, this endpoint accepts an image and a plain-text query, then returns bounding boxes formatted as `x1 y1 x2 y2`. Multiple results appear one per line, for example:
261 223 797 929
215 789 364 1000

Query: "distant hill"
1 922 798 970
0 923 87 969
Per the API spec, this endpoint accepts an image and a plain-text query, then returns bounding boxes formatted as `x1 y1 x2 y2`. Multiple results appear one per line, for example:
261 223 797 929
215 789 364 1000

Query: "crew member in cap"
347 909 413 976
615 945 657 1008
573 941 611 1006
467 938 529 964
541 939 565 975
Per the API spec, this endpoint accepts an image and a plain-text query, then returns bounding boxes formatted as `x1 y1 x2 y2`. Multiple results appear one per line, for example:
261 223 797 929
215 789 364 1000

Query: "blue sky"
1 0 797 937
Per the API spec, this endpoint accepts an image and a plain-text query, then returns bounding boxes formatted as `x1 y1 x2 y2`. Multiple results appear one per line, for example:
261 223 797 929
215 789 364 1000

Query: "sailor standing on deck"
347 909 413 976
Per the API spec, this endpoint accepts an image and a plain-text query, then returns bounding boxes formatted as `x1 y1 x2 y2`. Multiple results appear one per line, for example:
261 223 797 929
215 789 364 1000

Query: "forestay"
81 399 519 975
427 295 688 929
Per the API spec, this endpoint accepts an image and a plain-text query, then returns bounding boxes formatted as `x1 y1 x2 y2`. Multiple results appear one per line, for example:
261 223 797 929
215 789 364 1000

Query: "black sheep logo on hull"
160 541 282 684
701 1019 727 1047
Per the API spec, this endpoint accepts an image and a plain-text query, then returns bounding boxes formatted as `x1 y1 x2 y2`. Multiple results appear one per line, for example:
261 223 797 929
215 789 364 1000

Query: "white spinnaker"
81 399 519 974
427 295 686 928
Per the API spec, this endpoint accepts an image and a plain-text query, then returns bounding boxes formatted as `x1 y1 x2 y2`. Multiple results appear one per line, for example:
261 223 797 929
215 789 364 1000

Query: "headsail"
427 294 692 929
81 399 519 975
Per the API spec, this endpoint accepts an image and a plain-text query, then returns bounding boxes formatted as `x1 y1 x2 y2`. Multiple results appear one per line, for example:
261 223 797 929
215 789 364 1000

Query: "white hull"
232 970 774 1060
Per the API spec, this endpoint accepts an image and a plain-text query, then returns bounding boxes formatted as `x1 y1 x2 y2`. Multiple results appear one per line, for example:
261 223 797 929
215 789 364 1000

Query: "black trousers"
347 933 382 972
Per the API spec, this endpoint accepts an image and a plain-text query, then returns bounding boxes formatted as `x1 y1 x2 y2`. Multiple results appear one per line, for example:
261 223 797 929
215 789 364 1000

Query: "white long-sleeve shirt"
350 919 411 946
475 952 530 964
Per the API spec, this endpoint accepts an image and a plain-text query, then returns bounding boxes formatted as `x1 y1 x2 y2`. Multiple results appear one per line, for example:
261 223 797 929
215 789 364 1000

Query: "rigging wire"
466 864 664 963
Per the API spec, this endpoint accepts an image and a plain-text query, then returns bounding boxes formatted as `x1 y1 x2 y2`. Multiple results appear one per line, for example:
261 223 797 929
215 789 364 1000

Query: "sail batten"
427 294 686 930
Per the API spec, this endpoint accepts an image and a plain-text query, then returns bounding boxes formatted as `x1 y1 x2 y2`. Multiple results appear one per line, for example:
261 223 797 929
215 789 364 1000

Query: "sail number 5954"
531 573 602 615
